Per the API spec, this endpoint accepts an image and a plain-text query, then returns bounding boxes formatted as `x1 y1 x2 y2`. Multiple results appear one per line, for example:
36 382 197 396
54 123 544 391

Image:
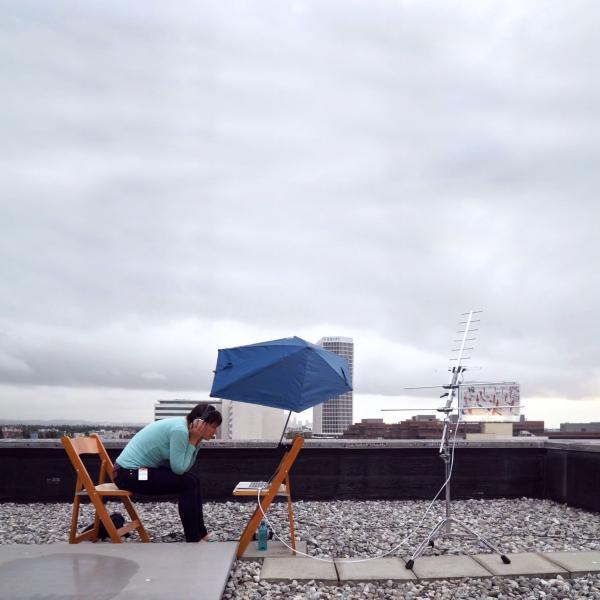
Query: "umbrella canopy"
209 336 352 412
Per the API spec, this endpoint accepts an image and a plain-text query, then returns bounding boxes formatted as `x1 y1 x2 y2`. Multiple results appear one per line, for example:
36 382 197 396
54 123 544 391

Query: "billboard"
458 383 520 422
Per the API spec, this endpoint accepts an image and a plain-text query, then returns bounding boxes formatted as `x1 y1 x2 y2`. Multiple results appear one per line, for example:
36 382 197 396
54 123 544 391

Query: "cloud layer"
1 1 599 421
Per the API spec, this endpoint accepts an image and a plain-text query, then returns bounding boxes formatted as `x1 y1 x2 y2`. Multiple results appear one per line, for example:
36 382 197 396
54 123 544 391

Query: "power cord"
253 407 463 564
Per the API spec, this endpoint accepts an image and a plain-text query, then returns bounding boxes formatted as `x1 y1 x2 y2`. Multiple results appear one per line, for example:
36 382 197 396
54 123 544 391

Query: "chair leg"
69 495 80 544
89 494 122 543
286 493 297 554
70 496 100 543
122 496 151 542
237 494 279 559
237 507 263 559
91 510 101 542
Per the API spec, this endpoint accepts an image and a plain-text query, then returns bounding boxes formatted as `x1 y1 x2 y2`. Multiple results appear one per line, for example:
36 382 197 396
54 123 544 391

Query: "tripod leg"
406 518 447 570
447 518 511 564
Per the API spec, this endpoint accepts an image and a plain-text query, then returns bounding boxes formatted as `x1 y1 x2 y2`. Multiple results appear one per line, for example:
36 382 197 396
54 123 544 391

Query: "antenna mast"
405 310 511 570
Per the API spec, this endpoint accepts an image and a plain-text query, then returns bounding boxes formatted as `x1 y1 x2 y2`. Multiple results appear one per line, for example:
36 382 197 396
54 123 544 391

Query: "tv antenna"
401 310 511 569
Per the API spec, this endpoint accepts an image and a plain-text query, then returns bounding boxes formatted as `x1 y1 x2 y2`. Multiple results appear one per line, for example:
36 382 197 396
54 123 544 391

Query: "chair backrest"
90 433 116 481
61 434 115 493
67 436 100 456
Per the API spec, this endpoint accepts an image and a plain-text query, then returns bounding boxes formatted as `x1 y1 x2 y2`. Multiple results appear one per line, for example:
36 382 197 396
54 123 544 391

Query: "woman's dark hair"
186 402 222 427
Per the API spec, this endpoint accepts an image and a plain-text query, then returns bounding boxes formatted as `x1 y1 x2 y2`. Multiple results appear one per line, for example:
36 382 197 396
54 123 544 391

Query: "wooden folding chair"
61 433 150 544
234 436 304 558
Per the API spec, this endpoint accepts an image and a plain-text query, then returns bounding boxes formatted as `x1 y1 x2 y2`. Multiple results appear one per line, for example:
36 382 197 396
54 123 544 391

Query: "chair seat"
75 482 132 497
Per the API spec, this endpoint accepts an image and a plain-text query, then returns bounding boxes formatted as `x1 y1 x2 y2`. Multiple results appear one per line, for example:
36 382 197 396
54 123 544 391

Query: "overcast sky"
1 1 599 427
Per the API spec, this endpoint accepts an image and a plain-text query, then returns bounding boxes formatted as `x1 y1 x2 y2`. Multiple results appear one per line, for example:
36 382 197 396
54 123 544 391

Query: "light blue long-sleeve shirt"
116 417 200 475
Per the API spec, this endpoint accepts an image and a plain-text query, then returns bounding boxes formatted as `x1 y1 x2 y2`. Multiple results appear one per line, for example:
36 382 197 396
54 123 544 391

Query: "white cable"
253 406 463 564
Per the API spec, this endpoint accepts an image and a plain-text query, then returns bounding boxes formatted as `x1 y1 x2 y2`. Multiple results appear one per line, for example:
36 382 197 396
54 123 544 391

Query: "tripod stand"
405 403 510 568
405 311 511 570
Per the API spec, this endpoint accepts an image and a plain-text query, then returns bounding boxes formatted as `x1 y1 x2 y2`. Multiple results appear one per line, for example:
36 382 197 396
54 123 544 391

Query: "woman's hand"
189 419 210 446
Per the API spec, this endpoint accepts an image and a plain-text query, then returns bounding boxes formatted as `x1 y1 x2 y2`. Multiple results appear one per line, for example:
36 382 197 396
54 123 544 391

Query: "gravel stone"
3 498 600 598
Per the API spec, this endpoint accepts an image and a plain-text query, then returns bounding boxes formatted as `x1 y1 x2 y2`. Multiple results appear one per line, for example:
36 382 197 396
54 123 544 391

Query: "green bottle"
258 521 268 551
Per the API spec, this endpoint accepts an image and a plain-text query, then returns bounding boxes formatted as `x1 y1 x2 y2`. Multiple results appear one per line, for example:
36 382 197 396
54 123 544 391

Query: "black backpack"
81 512 130 541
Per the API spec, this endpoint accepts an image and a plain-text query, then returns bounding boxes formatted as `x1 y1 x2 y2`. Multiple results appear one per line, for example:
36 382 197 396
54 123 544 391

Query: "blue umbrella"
209 336 352 442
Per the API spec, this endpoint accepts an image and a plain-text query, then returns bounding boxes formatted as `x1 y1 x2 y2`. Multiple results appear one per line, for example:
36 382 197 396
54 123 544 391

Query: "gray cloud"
1 1 599 420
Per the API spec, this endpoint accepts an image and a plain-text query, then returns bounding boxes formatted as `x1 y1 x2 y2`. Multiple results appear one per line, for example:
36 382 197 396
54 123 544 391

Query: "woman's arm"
169 420 213 474
169 429 198 475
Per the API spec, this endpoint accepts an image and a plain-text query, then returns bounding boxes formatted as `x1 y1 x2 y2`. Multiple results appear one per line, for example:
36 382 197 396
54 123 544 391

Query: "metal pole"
278 410 293 447
444 425 451 533
439 310 473 529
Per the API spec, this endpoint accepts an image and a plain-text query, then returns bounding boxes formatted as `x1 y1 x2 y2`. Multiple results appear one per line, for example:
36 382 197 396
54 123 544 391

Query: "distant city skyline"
1 382 599 430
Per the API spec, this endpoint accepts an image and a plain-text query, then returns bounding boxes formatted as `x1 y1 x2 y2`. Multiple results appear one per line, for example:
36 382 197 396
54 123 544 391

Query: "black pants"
114 465 207 542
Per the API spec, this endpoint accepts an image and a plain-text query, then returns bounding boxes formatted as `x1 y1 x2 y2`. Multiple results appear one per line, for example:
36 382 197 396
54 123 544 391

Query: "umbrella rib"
298 348 309 405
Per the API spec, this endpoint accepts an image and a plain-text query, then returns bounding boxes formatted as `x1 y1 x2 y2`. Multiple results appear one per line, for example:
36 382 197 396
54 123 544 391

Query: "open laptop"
235 481 270 490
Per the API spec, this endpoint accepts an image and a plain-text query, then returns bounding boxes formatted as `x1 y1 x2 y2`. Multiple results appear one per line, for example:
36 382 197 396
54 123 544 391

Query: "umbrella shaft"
278 411 293 446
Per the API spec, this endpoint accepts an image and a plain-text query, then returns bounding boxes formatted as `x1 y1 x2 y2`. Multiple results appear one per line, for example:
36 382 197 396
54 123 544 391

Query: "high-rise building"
313 336 354 436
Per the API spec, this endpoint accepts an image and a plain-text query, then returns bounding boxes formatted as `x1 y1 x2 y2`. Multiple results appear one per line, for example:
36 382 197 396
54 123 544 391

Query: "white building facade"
154 399 198 420
219 400 287 441
154 398 285 440
154 399 223 438
312 336 354 436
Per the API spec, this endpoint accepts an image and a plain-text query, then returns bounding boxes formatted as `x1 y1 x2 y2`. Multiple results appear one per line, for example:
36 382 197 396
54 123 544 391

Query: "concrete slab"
409 555 492 580
472 553 567 578
0 542 237 600
260 556 338 584
240 540 308 560
542 551 600 577
336 557 417 582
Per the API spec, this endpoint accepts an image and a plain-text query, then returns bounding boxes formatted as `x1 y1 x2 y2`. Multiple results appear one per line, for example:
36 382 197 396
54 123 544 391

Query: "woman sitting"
114 402 222 542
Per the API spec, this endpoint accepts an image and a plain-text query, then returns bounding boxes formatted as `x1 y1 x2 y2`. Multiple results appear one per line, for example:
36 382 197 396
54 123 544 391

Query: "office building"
154 399 223 438
560 422 600 433
219 400 286 440
313 336 354 436
155 399 199 420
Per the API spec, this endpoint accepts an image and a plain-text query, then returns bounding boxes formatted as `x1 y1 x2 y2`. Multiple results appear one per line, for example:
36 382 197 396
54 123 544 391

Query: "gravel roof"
2 498 600 599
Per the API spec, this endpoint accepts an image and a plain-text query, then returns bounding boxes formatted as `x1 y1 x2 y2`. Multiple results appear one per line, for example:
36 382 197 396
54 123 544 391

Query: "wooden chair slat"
69 437 100 455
